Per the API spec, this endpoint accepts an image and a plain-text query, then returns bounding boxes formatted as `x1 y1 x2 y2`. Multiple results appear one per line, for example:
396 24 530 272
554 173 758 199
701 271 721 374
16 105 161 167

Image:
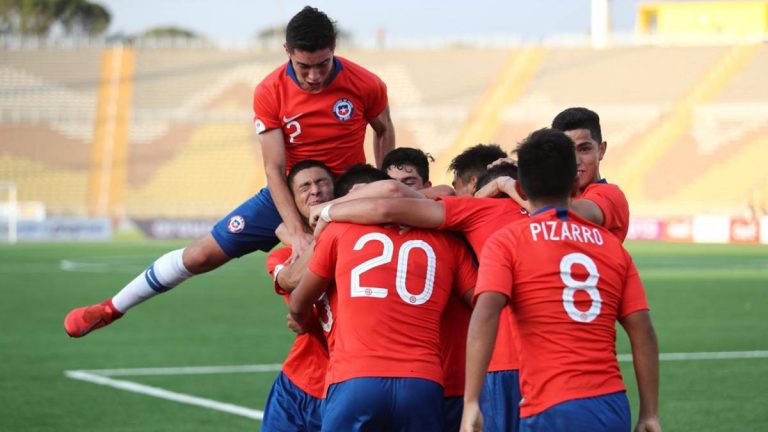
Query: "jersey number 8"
560 252 602 323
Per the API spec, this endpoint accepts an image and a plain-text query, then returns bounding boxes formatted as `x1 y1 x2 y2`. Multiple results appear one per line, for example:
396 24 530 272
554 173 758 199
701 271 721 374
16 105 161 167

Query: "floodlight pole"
591 0 611 48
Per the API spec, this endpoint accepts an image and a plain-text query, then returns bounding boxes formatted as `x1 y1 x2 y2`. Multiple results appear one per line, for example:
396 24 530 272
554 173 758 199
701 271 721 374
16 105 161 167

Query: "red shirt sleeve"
473 229 516 303
308 224 340 280
619 249 649 318
438 196 484 231
265 247 293 295
364 74 388 120
581 183 629 242
252 77 281 133
451 239 478 297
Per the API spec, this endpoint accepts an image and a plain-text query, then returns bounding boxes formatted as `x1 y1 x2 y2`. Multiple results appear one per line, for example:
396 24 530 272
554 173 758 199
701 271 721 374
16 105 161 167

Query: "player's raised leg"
64 188 282 338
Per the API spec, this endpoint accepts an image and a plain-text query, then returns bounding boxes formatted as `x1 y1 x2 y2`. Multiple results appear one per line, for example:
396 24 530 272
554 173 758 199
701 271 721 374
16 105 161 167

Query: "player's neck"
529 197 570 213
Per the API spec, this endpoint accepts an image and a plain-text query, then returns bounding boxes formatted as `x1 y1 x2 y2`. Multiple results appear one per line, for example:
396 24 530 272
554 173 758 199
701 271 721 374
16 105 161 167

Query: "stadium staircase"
430 46 548 184
615 44 761 201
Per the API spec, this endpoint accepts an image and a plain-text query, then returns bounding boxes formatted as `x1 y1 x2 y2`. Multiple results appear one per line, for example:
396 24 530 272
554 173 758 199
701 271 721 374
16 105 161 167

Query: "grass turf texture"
1 240 766 430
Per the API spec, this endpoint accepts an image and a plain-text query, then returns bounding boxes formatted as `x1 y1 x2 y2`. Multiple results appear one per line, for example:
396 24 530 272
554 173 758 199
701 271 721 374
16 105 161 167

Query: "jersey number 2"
350 233 436 305
286 120 301 143
560 252 602 323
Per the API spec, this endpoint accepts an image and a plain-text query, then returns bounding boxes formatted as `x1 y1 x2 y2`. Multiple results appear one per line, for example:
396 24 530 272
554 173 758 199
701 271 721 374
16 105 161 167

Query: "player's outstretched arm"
288 270 330 334
368 105 395 168
327 198 445 228
276 245 314 293
474 176 531 211
570 198 605 226
620 310 661 432
259 128 313 258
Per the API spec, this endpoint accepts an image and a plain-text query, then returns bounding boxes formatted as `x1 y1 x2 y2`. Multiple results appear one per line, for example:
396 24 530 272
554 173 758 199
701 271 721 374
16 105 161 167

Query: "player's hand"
475 176 514 198
487 157 516 169
459 401 483 432
274 223 290 245
288 229 314 263
313 217 329 238
634 417 662 432
286 313 307 334
308 203 330 229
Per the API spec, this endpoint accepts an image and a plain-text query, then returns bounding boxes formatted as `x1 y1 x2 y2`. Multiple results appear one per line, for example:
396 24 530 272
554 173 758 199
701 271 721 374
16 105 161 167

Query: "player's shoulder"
488 216 531 246
583 180 627 202
266 245 292 272
336 56 384 86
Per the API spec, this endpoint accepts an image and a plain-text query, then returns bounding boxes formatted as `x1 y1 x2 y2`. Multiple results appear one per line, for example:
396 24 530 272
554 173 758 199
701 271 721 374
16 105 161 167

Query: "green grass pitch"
1 240 766 431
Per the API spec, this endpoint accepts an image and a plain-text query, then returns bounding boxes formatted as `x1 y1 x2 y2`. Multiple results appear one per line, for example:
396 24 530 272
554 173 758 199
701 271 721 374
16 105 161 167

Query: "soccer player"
382 147 434 190
312 163 528 432
449 144 507 196
553 107 629 241
263 160 335 432
461 128 660 432
289 171 477 431
477 107 629 242
64 6 395 337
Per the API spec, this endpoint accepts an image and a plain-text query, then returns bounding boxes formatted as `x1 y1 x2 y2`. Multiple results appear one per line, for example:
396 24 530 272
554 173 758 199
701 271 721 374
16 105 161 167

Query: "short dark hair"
516 128 576 201
334 164 391 198
287 160 334 192
475 162 518 193
382 147 434 183
551 107 603 143
448 144 507 182
285 6 337 52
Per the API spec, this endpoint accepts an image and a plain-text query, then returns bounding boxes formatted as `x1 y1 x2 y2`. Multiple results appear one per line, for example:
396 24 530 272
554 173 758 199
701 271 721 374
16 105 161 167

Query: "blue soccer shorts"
519 391 630 432
480 370 521 432
211 187 283 258
261 371 323 432
322 377 444 432
443 396 463 432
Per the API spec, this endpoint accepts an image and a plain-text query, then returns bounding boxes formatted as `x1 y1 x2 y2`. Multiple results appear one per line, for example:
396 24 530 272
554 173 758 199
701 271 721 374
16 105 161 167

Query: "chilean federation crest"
332 98 354 121
227 215 245 233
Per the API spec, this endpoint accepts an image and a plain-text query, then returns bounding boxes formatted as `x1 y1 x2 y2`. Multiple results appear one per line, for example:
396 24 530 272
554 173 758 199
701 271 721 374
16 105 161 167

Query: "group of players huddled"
64 6 661 432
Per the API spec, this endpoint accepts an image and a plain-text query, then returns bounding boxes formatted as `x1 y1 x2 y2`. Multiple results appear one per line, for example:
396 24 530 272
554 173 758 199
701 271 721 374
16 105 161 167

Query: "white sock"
111 249 193 313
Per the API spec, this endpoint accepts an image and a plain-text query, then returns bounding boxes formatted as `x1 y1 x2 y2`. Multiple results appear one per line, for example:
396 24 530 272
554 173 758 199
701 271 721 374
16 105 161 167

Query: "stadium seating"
1 44 767 219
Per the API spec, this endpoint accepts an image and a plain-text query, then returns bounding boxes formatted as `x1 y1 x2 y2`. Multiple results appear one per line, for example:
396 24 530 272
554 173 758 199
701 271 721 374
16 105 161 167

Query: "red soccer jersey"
475 207 649 417
266 247 329 399
440 295 472 396
308 223 477 387
439 196 529 373
577 180 629 242
253 56 388 176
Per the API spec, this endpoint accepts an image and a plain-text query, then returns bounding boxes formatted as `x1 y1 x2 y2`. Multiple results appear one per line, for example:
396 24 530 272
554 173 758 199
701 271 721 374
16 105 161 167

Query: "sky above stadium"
99 0 640 45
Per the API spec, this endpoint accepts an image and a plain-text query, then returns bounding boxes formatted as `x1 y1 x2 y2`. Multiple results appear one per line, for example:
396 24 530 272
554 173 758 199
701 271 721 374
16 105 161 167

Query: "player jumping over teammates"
64 6 394 337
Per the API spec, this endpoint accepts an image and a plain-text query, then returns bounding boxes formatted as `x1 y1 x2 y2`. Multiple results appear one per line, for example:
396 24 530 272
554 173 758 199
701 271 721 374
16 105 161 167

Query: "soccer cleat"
64 299 124 338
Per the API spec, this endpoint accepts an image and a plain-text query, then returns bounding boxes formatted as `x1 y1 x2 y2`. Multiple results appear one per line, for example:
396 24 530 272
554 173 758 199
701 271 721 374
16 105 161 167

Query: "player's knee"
182 238 230 274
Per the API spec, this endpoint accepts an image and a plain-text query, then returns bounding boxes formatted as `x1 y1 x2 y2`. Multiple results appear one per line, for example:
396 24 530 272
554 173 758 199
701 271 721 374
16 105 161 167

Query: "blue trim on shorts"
261 371 323 432
322 377 444 432
519 391 630 432
211 187 283 258
480 370 521 432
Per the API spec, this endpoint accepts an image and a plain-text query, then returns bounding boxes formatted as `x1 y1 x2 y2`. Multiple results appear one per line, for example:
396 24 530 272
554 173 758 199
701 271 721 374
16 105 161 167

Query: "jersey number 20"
350 233 436 305
560 252 602 323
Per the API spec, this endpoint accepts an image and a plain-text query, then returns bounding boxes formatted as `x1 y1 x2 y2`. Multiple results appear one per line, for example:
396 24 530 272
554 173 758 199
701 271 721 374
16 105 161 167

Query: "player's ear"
283 43 290 56
598 141 607 161
424 181 432 188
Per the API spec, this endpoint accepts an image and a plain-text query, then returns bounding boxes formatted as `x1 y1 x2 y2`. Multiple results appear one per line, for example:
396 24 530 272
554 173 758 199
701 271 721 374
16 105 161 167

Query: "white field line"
618 350 768 362
64 370 265 420
65 352 768 420
73 363 283 377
